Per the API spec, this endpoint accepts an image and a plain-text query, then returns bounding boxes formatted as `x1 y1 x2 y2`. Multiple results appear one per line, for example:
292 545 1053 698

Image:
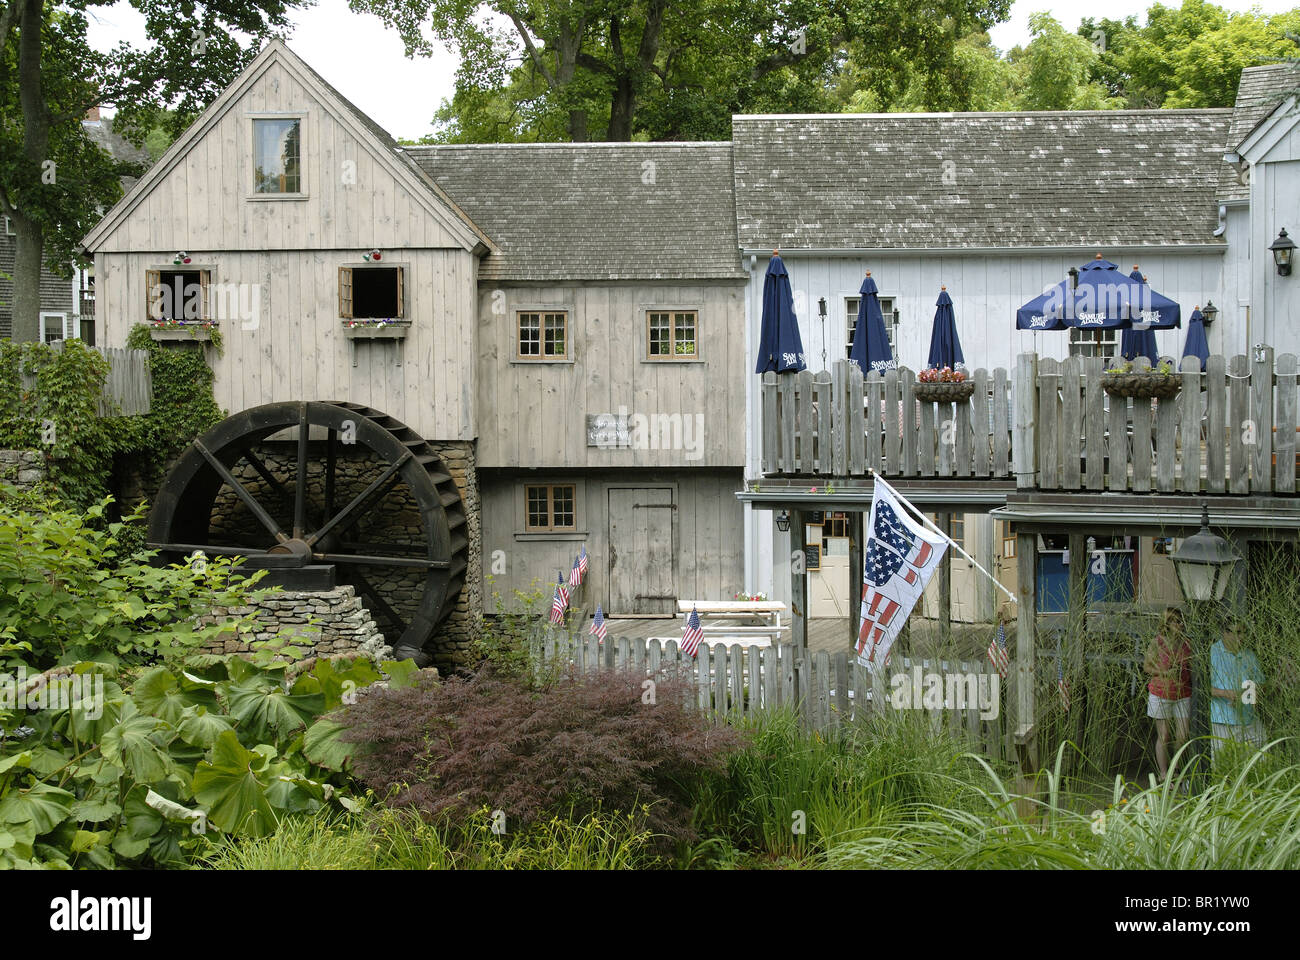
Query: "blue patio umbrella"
1120 267 1159 365
849 272 895 374
926 286 964 369
755 253 806 374
1016 255 1181 331
1183 307 1210 367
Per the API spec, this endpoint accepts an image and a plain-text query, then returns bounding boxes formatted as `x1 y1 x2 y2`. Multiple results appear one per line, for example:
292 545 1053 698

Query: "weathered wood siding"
91 59 470 254
476 283 745 468
479 469 744 614
95 248 478 441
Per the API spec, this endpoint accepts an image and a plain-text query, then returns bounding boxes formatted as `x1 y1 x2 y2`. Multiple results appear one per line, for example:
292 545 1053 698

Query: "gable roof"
406 142 745 281
1219 62 1300 202
81 40 492 254
733 109 1230 253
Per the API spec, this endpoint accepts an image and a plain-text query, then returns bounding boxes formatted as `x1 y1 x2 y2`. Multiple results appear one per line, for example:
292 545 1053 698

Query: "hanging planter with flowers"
914 365 974 403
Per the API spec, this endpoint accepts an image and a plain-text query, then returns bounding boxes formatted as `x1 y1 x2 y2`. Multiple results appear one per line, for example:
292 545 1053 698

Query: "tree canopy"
0 0 311 341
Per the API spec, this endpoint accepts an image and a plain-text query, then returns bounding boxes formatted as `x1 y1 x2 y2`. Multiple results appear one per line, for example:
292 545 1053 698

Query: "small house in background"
2 109 149 344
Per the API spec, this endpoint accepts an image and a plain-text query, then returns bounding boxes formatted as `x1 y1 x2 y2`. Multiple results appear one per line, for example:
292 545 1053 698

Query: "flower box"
914 380 975 403
342 321 410 340
148 323 217 342
1100 372 1181 400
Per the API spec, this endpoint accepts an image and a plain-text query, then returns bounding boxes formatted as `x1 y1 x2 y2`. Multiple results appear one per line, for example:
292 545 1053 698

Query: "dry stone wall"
0 450 45 492
196 585 392 660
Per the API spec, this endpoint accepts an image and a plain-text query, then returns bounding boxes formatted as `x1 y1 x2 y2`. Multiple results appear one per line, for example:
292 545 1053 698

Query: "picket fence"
533 631 1014 760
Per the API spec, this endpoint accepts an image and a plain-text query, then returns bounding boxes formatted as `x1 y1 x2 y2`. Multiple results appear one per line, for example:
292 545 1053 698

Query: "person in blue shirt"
1209 619 1264 765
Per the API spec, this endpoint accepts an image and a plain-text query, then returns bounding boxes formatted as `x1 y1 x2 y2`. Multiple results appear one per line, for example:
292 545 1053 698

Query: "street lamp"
1269 228 1294 277
1170 502 1242 782
1170 503 1242 602
775 510 791 532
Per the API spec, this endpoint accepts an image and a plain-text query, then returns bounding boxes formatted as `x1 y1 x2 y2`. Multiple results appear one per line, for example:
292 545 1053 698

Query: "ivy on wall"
0 330 225 511
0 339 117 508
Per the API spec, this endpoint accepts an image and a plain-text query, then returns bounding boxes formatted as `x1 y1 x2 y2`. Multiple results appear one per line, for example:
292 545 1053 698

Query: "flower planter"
914 380 974 403
1101 373 1181 400
343 322 410 340
148 324 217 342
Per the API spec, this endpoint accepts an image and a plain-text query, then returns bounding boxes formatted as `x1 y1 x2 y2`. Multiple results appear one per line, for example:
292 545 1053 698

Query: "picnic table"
677 599 787 646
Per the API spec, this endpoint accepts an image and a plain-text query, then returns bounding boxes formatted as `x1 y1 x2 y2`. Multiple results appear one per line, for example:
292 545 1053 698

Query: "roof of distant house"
1218 62 1300 203
406 142 746 281
80 115 151 192
732 109 1232 252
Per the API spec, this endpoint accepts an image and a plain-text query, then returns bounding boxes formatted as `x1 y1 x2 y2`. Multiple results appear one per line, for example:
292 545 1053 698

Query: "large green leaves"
99 705 172 782
133 666 218 723
225 675 324 742
192 731 277 837
0 781 74 834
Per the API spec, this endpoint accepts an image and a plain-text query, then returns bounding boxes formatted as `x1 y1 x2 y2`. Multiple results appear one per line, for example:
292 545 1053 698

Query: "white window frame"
1068 327 1118 360
2 216 14 236
247 112 307 200
39 312 72 343
845 295 898 359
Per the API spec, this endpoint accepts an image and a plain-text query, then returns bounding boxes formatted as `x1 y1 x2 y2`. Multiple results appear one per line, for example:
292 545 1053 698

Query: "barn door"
607 487 676 616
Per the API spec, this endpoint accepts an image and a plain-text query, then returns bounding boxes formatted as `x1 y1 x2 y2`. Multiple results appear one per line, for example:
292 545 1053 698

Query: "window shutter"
395 266 404 319
338 267 352 318
200 270 211 320
145 270 161 319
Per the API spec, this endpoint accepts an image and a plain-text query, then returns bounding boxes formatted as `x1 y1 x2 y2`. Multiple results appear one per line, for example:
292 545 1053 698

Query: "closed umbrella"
849 271 895 374
755 252 806 374
925 286 964 369
1120 266 1159 365
1183 307 1210 368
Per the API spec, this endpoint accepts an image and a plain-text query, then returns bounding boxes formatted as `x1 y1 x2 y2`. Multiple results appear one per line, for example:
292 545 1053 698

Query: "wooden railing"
760 351 1300 496
760 360 1012 479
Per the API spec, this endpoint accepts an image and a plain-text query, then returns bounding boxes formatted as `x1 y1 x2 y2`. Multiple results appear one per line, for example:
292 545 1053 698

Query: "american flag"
571 545 588 587
682 606 704 659
857 484 948 672
988 622 1010 678
590 603 607 641
1057 660 1071 712
549 571 569 625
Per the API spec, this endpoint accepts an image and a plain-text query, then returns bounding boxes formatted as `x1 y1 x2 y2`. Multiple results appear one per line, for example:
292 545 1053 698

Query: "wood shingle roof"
405 142 745 281
732 109 1232 252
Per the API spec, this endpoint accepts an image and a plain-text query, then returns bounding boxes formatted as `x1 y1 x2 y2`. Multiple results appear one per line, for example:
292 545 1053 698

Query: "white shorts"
1211 721 1265 759
1147 693 1191 720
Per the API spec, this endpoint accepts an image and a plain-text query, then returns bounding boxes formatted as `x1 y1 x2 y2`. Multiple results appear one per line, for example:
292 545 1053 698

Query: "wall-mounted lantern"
1068 266 1080 289
1269 228 1294 276
1201 301 1218 326
775 510 791 532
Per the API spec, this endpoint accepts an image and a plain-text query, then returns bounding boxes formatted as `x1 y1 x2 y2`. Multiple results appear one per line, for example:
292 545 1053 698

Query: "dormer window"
253 117 302 194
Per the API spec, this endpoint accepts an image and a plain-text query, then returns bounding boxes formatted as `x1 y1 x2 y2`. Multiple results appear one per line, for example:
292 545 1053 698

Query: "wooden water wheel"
147 401 467 662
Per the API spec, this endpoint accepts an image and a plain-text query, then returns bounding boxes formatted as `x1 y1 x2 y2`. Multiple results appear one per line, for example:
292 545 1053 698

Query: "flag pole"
868 469 1018 605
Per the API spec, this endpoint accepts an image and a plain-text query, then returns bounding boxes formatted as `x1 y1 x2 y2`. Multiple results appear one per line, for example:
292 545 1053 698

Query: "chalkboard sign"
804 543 821 571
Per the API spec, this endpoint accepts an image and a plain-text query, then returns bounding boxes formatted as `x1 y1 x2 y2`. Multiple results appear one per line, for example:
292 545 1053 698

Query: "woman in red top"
1144 607 1193 780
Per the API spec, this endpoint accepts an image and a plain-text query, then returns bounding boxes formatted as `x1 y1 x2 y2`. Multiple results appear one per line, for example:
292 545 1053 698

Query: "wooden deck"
760 351 1300 496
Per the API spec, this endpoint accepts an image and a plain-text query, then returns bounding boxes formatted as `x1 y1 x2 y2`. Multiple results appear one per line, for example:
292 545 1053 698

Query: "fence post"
1014 353 1038 489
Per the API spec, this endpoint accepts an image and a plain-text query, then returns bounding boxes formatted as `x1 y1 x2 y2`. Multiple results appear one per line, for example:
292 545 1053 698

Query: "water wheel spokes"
147 401 467 659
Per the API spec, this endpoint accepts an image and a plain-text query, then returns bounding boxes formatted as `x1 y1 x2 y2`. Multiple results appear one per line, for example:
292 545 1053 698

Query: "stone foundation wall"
0 450 46 492
196 585 392 660
426 440 482 671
